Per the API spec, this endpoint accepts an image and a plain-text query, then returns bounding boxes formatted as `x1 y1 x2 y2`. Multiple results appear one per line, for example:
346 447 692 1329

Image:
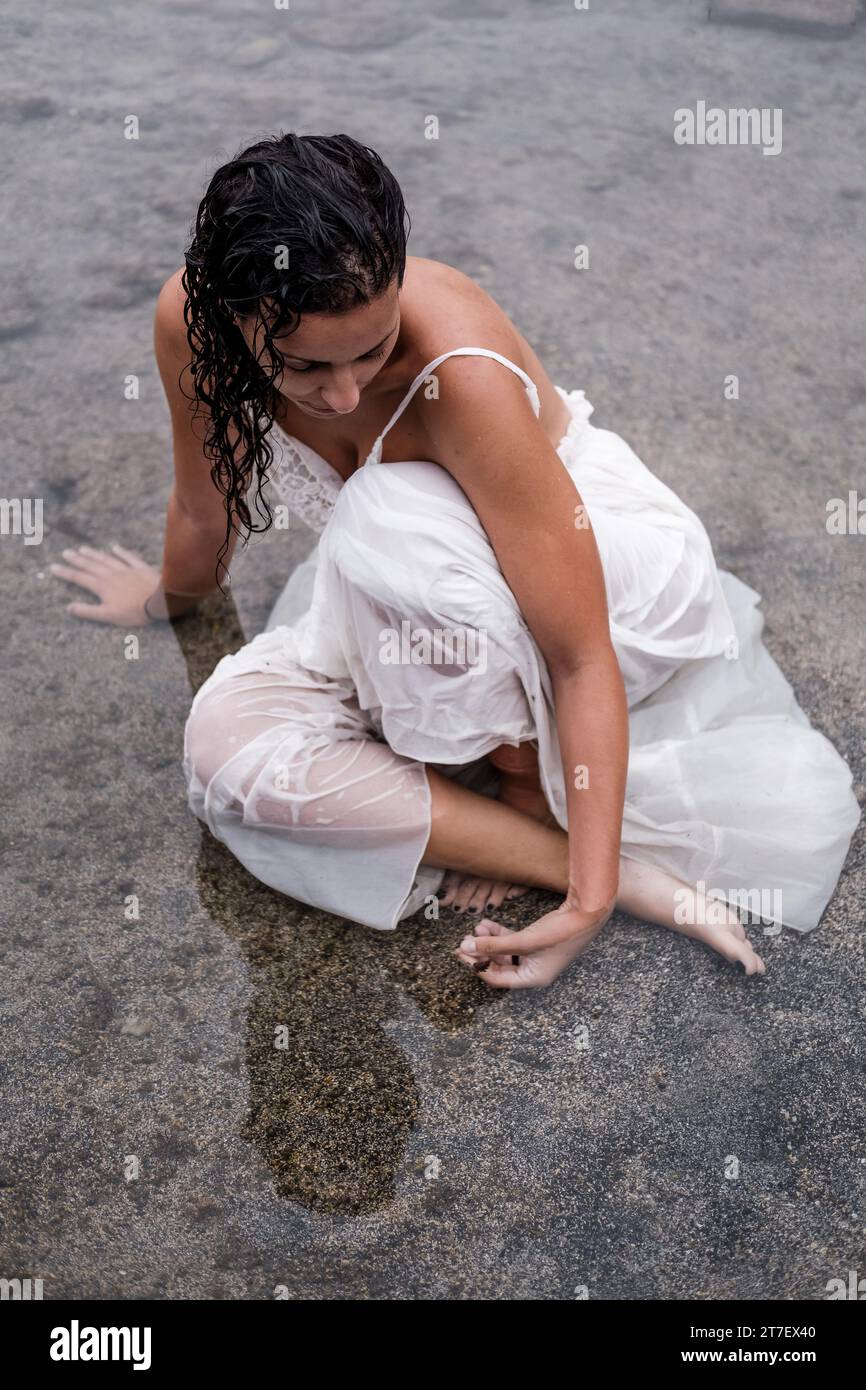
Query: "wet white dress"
183 347 860 932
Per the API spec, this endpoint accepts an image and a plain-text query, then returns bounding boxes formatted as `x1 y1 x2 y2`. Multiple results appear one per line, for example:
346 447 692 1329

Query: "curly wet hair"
181 131 410 589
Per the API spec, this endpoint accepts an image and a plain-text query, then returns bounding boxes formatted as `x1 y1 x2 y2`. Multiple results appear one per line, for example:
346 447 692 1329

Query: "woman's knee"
185 679 428 838
184 688 241 800
184 673 278 798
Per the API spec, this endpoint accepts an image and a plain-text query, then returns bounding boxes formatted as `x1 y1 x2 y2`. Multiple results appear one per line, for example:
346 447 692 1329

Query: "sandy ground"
1 0 864 1299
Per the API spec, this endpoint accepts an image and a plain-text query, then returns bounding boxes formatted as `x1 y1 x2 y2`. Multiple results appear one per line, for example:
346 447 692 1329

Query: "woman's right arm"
51 269 242 625
149 269 242 620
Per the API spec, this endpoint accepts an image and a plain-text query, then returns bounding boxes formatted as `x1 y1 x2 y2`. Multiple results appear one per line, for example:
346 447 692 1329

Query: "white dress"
183 347 860 932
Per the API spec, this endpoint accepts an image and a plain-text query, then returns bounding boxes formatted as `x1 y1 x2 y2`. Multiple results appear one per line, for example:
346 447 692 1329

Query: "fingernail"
459 936 477 955
472 960 490 973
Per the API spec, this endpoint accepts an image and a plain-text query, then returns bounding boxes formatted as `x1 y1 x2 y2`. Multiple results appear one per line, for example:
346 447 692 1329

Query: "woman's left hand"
452 899 614 990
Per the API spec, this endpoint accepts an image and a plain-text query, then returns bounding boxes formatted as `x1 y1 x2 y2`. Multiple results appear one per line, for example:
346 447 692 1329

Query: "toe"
465 881 495 916
483 882 510 911
453 878 483 913
438 871 461 908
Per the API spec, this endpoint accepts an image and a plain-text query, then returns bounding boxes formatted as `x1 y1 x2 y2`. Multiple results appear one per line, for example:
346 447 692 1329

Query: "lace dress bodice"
264 425 344 534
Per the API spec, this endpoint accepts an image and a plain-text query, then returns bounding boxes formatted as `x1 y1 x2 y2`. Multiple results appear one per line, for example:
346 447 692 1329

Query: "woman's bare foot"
617 859 767 977
678 904 767 975
437 870 528 915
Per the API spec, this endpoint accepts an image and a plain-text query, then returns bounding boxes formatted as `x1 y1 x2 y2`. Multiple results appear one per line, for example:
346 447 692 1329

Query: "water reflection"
194 831 492 1213
175 587 497 1213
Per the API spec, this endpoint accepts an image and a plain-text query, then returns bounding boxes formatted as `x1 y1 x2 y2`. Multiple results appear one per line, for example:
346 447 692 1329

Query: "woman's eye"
288 345 387 375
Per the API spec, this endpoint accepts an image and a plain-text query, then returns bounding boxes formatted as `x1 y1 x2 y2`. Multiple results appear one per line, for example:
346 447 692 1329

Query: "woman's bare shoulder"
405 257 529 363
154 267 189 357
404 258 568 447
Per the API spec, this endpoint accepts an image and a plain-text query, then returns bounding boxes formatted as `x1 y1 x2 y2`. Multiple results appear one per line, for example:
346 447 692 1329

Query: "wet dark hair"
181 132 410 589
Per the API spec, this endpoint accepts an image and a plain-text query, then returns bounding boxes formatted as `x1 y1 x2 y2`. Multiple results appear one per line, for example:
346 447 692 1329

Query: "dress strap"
365 346 541 465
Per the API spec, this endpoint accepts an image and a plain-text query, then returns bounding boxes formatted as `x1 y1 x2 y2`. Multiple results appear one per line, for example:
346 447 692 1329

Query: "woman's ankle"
488 741 541 784
488 743 556 828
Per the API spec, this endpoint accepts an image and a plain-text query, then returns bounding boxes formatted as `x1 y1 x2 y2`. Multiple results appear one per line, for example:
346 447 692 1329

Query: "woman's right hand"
453 901 614 990
50 543 164 626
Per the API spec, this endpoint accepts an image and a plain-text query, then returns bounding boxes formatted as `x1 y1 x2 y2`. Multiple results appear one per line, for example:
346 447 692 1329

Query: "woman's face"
235 279 401 419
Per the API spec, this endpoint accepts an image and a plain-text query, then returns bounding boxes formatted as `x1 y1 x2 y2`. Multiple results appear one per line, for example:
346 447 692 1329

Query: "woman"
51 132 860 989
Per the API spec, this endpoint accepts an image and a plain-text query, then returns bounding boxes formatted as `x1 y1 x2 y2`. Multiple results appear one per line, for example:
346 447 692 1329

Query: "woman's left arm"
423 356 629 953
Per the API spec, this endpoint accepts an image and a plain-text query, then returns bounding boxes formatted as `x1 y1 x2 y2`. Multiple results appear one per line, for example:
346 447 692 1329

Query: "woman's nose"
321 367 361 413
